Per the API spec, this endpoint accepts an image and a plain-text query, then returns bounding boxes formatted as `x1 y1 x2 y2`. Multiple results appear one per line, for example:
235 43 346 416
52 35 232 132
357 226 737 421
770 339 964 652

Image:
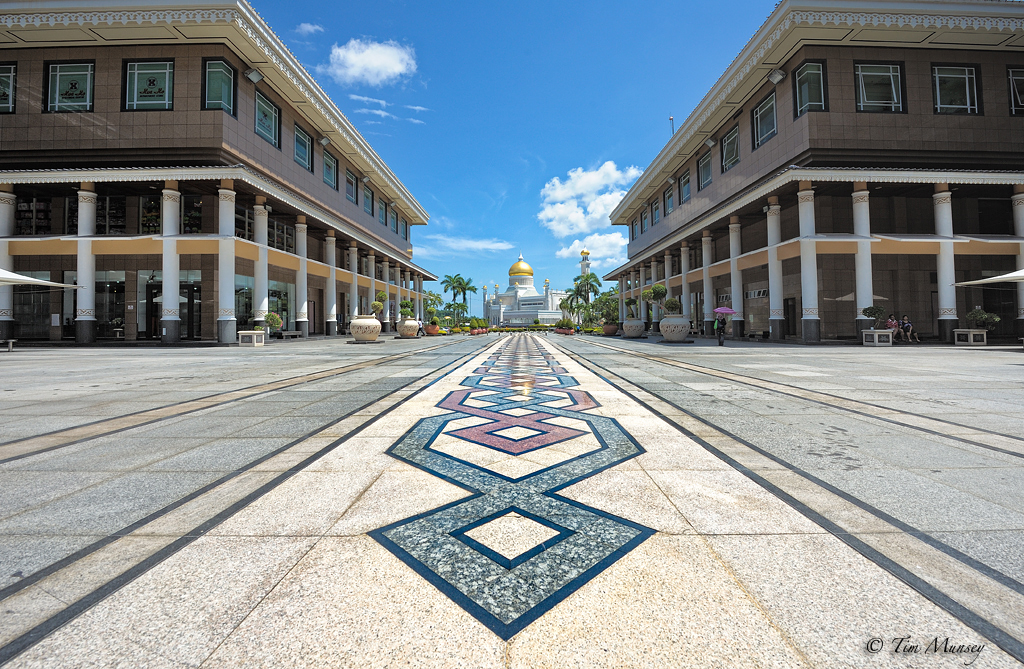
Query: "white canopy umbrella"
955 268 1024 286
0 267 80 288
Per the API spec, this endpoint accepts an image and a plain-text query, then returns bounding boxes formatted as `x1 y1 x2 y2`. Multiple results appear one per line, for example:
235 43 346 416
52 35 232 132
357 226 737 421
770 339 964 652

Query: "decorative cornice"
0 9 235 28
933 194 952 204
0 194 16 207
852 193 870 204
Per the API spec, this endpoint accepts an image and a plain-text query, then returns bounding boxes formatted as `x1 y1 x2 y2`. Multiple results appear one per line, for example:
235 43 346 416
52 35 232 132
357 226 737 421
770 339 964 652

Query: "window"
0 64 15 113
631 220 638 240
181 195 203 234
855 63 903 112
15 198 51 235
204 60 235 114
641 210 648 233
1011 69 1024 116
294 125 313 171
753 93 777 148
664 186 674 214
363 186 374 215
125 61 173 110
794 61 826 117
698 152 712 190
379 201 387 226
652 201 660 226
721 126 739 172
47 62 94 112
140 196 161 234
255 90 280 146
400 218 408 240
933 66 978 114
680 170 691 203
389 208 398 233
324 152 338 189
346 170 358 203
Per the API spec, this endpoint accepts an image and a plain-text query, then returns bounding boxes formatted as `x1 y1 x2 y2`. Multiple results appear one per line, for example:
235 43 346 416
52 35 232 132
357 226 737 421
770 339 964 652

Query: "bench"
1 339 16 352
279 330 302 339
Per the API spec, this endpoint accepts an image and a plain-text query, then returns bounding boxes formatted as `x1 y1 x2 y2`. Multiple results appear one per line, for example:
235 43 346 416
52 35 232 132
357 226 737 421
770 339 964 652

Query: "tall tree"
461 277 477 305
440 274 462 305
573 272 602 304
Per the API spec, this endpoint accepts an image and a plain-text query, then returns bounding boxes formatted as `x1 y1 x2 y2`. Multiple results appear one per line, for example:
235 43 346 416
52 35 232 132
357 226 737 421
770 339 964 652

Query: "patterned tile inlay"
370 335 654 639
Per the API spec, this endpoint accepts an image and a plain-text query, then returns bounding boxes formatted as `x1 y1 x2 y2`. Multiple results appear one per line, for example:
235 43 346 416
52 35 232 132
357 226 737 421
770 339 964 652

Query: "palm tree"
573 272 602 304
461 277 477 306
440 274 463 306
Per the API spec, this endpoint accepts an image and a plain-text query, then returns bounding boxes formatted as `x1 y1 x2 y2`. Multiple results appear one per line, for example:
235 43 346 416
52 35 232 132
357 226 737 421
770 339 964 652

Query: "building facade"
484 254 568 326
606 0 1024 342
0 0 435 344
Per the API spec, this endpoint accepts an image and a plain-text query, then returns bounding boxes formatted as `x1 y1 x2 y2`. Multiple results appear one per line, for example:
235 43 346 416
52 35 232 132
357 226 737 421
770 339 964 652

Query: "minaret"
544 278 550 309
580 248 591 276
482 285 488 322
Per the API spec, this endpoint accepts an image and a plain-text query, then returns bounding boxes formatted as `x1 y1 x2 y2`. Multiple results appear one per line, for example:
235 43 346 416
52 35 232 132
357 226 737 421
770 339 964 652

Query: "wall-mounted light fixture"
666 176 675 184
318 136 331 147
361 176 370 184
389 201 397 207
767 68 786 84
244 68 263 83
703 137 716 148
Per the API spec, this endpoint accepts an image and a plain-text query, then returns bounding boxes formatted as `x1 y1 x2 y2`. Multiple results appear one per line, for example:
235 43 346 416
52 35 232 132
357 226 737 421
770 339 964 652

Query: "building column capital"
218 188 235 202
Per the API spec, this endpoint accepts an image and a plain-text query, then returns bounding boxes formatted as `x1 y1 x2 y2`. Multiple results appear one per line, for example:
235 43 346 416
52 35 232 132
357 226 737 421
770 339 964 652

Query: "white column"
403 271 412 317
348 243 359 324
381 257 391 330
217 188 236 343
729 217 744 337
326 233 337 335
680 243 691 322
767 198 784 339
618 276 625 322
934 185 957 342
254 203 269 328
76 188 98 343
702 232 714 331
852 185 874 332
1013 191 1024 328
0 190 14 340
415 275 423 320
639 264 648 325
295 219 308 337
798 185 820 342
368 252 377 322
629 270 636 320
161 187 180 342
651 261 661 326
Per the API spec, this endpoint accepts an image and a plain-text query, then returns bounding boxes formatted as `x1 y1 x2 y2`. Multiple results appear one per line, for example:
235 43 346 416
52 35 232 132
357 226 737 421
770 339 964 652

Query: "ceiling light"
767 69 786 84
244 68 263 83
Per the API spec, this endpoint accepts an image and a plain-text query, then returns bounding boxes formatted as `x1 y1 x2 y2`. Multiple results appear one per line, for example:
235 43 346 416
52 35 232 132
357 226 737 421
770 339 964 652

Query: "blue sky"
256 0 772 314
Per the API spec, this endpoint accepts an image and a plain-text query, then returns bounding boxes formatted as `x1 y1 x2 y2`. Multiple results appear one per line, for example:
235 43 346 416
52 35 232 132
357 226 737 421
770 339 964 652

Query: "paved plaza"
0 334 1022 667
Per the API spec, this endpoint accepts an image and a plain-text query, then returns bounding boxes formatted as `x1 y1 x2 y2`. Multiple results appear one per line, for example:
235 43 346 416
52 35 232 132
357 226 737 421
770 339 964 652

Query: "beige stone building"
0 0 435 344
606 0 1024 342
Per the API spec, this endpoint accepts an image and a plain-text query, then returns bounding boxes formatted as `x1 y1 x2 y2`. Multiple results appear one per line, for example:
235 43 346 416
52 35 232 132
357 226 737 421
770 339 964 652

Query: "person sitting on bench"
900 315 921 343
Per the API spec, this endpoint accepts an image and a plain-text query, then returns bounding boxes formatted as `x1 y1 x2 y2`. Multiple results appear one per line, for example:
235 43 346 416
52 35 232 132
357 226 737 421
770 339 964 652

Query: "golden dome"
581 249 590 257
509 253 534 277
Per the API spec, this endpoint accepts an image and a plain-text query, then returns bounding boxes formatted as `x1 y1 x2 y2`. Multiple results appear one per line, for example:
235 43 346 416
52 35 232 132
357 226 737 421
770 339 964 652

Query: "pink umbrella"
713 307 737 314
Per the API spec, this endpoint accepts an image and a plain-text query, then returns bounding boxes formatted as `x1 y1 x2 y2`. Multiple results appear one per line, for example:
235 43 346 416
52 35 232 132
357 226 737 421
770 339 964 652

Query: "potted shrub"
958 308 1000 346
351 300 383 342
397 300 418 338
659 297 691 342
861 305 885 329
265 311 283 337
622 298 644 338
600 298 619 336
426 316 440 336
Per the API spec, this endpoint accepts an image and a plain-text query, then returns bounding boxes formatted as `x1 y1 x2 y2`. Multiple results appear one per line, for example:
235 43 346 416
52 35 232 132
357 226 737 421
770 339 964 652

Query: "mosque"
483 252 589 326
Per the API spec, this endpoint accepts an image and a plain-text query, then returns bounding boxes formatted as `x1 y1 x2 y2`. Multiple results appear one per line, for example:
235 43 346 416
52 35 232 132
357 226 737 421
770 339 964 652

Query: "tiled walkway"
1 334 1021 667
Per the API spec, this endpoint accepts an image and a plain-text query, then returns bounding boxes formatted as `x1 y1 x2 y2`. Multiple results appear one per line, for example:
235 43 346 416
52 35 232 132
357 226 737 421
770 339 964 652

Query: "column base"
161 319 180 343
855 317 874 338
326 320 338 336
218 318 237 344
652 321 660 333
769 318 785 341
703 319 715 336
0 320 13 341
802 318 821 343
732 319 745 339
1016 318 1024 338
75 319 96 344
298 321 309 338
938 319 958 344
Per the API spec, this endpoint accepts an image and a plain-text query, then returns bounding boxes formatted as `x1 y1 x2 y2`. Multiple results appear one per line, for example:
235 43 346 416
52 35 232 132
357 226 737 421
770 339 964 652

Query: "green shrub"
664 297 681 314
430 316 440 326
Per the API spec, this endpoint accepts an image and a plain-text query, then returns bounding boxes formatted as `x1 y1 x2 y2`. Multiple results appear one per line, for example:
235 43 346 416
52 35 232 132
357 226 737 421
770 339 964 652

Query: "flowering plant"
264 312 283 330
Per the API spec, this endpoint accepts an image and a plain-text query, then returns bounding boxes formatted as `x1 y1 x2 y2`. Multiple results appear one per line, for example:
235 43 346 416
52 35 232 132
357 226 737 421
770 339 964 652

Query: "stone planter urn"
425 324 440 335
602 324 619 336
621 318 645 339
351 315 382 342
397 318 419 339
659 314 690 342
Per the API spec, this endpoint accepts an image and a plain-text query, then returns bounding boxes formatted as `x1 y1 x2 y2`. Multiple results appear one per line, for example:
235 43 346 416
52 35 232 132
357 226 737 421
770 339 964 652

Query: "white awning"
0 268 80 288
955 269 1024 286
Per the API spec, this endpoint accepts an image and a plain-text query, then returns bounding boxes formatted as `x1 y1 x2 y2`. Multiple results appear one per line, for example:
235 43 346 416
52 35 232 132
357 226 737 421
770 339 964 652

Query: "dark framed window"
680 170 691 203
652 200 660 226
45 61 94 112
324 151 338 189
933 65 980 115
0 63 16 114
363 185 374 215
752 92 777 149
125 60 173 111
255 90 280 146
294 124 313 172
640 210 648 233
630 219 638 240
1010 68 1024 116
346 170 358 203
400 218 408 240
378 201 387 226
664 186 674 214
697 152 712 190
721 126 739 172
389 208 398 232
855 62 905 113
794 60 827 117
203 59 236 115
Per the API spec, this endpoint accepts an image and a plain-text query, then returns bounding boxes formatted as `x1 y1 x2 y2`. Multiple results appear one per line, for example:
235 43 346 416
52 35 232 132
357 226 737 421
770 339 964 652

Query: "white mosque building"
483 252 590 326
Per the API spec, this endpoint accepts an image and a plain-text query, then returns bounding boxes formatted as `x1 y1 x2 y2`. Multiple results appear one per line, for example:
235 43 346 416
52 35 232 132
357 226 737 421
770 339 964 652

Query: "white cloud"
415 234 513 259
537 161 641 238
316 38 417 87
556 232 628 270
295 23 324 36
407 117 426 125
349 94 388 107
404 105 430 112
354 108 396 119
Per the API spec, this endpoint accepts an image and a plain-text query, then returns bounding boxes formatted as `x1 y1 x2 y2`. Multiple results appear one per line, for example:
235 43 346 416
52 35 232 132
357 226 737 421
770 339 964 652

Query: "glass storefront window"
62 270 125 338
13 271 50 339
140 195 161 234
268 280 295 330
48 63 93 112
235 274 254 330
181 195 202 234
15 198 51 235
125 61 173 111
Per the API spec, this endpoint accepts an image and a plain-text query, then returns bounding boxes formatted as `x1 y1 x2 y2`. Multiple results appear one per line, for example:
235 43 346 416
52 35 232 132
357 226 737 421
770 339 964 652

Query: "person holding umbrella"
713 307 736 346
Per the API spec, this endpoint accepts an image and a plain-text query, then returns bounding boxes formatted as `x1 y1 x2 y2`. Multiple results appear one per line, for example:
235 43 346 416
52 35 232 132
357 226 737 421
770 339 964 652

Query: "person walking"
715 315 727 346
416 318 424 337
